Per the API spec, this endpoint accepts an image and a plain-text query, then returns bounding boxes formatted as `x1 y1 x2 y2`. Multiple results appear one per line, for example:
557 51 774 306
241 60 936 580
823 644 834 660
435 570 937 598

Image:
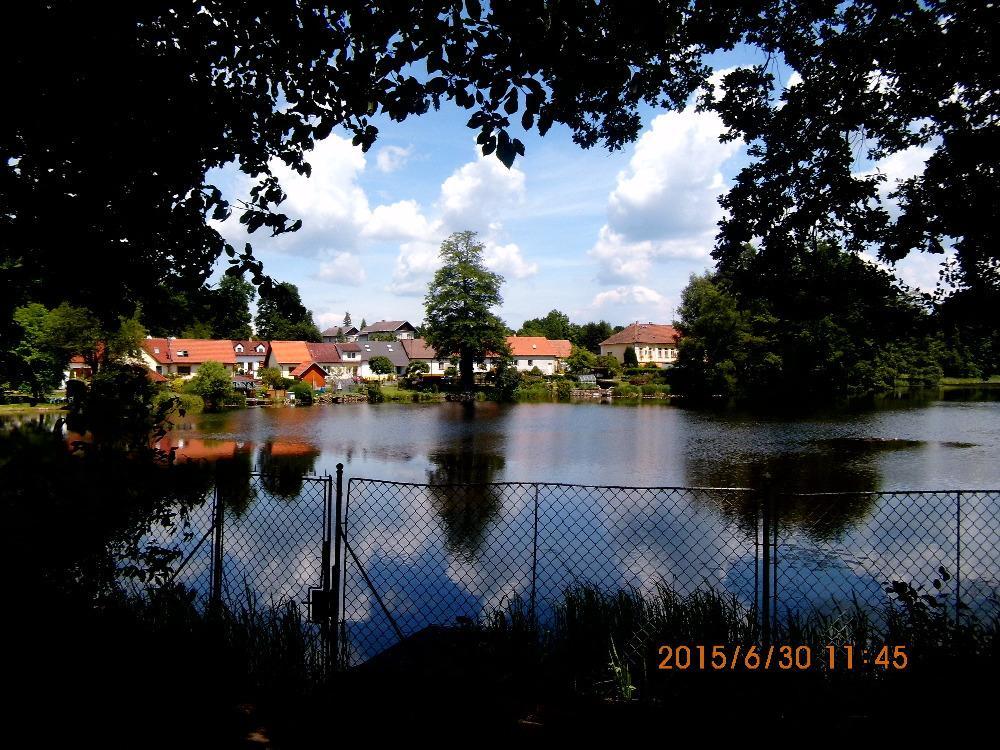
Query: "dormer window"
235 344 244 353
256 345 265 353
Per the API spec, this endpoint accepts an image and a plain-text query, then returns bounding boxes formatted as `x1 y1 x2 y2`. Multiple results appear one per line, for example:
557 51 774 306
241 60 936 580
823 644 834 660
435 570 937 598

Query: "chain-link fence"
128 471 333 608
341 480 1000 666
125 473 1000 669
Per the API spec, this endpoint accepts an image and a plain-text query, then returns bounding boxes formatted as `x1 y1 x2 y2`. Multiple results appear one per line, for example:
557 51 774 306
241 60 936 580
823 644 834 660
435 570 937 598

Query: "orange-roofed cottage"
599 323 680 368
267 341 363 386
506 336 572 375
140 338 269 378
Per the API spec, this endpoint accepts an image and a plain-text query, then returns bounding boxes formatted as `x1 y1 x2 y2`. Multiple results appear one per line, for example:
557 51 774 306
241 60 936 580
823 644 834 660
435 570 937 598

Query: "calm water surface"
154 396 1000 490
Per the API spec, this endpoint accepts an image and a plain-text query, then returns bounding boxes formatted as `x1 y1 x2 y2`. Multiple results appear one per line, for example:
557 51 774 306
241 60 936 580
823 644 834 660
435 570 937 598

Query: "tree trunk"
460 350 474 392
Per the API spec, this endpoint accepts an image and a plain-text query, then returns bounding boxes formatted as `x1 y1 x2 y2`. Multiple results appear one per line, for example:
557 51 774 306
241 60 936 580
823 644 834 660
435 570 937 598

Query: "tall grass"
486 582 999 705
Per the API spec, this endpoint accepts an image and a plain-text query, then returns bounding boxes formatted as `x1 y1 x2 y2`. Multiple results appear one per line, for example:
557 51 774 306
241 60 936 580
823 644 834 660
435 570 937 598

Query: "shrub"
623 346 638 366
612 383 640 398
289 381 313 405
152 390 204 416
556 379 574 401
186 360 234 411
514 382 551 402
366 382 385 403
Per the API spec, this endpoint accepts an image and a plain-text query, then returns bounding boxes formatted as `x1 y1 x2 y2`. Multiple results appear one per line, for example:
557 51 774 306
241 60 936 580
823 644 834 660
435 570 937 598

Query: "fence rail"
341 480 1000 666
127 471 1000 670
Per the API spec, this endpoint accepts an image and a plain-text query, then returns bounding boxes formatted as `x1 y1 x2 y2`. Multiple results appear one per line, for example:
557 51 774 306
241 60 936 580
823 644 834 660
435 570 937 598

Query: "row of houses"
135 334 576 387
69 320 679 390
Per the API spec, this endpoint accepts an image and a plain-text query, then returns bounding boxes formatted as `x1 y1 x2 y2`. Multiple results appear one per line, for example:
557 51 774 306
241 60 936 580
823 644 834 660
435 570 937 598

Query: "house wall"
514 356 557 375
300 369 326 389
600 343 677 367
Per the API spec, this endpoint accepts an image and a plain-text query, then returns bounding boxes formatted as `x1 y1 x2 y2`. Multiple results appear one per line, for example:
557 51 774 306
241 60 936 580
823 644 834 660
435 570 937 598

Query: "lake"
5 394 999 662
151 393 1000 490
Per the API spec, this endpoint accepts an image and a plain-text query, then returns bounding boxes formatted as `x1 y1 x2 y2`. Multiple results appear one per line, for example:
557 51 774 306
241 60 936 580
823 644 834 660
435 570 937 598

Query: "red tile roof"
401 338 439 360
305 343 343 363
147 368 168 383
599 323 679 347
506 336 572 358
290 361 327 378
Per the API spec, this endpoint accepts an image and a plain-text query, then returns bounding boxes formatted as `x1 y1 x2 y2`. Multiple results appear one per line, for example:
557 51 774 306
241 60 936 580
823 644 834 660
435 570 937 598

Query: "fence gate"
161 469 336 667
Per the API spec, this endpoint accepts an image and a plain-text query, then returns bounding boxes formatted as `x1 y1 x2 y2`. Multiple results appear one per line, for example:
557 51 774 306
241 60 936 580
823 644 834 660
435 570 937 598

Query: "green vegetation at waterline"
672 242 998 404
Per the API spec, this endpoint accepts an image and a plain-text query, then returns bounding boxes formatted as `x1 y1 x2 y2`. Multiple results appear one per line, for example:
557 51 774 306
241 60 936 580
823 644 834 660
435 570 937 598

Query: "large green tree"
518 310 579 342
211 275 255 340
424 231 509 391
674 243 942 403
254 282 321 342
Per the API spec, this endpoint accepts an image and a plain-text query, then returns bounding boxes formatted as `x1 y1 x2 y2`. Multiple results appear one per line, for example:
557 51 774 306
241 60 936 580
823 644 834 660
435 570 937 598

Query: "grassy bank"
0 402 66 413
36 579 990 743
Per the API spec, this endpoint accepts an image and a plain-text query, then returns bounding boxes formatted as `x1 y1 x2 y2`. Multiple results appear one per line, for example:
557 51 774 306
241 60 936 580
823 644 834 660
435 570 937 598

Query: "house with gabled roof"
357 340 410 378
267 341 363 384
400 336 571 377
599 322 680 367
357 320 418 341
505 336 572 375
140 338 268 378
321 325 360 343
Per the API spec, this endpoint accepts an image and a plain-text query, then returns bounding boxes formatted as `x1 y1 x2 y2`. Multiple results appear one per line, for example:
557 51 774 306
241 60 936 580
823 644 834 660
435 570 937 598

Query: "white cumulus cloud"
375 144 413 173
590 109 742 282
318 251 367 286
484 241 538 279
438 151 526 232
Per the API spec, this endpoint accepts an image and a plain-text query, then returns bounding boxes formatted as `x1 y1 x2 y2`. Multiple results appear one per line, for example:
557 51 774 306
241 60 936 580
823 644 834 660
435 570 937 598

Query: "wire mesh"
342 481 1000 666
342 480 759 665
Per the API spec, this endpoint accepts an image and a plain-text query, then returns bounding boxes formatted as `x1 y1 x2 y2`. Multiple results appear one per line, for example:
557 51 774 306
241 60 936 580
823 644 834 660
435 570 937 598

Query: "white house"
599 323 680 367
140 338 268 378
505 336 572 375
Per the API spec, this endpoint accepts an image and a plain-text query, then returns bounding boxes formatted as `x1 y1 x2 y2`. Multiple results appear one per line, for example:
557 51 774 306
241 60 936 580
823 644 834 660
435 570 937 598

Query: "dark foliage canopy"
3 2 996 377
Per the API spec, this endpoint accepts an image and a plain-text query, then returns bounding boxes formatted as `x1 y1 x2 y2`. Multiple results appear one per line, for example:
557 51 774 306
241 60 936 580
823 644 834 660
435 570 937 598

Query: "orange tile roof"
142 338 241 365
506 336 572 358
599 323 679 347
268 340 311 364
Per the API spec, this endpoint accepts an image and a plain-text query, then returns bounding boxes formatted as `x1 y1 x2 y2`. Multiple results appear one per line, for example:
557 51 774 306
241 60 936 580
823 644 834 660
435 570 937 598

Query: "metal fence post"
956 490 962 626
531 484 539 625
330 463 344 666
210 482 224 606
760 483 772 644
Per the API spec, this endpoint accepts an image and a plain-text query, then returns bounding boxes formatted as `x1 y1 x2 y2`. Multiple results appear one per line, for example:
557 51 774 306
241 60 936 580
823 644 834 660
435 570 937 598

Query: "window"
155 366 162 374
256 345 265 353
176 350 188 357
527 359 533 366
235 344 244 352
178 366 191 375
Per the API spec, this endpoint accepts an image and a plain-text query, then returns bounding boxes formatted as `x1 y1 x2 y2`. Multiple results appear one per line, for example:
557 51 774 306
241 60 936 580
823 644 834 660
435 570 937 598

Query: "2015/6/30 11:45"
656 644 909 671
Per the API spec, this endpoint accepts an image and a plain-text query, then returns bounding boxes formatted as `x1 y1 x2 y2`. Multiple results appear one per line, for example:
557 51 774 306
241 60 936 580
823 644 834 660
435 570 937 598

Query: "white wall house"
506 337 572 375
599 323 680 367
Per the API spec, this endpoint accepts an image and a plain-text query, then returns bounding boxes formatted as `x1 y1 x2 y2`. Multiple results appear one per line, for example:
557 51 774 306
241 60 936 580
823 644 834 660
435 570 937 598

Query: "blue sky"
207 48 943 333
